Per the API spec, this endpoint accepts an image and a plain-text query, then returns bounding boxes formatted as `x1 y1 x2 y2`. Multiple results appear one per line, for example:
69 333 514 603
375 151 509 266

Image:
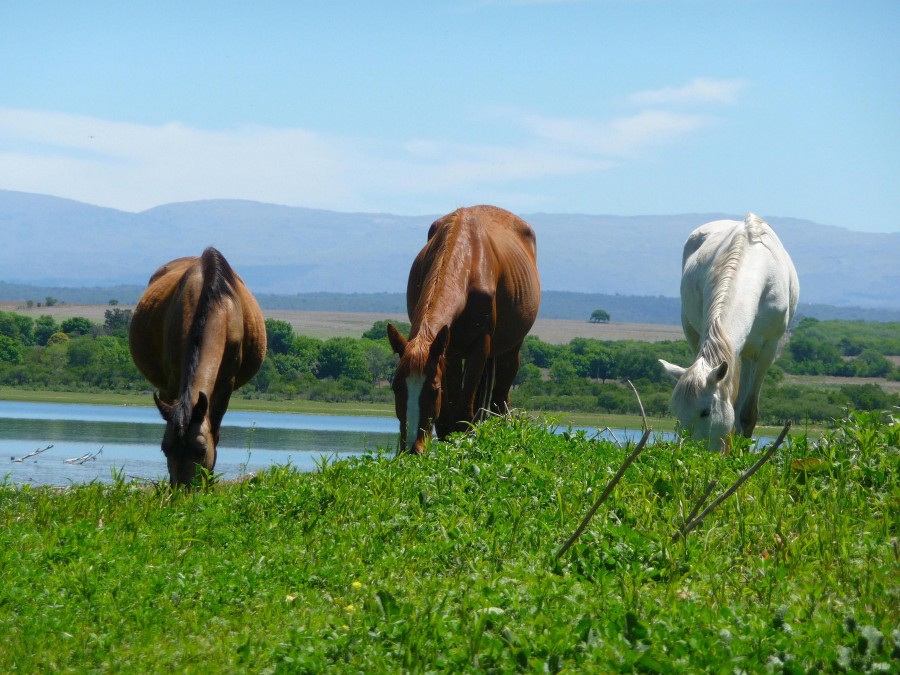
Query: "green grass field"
1 410 896 672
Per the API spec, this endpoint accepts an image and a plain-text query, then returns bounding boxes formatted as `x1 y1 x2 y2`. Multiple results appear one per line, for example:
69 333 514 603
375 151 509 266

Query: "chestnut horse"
129 247 267 486
387 205 540 454
659 214 799 451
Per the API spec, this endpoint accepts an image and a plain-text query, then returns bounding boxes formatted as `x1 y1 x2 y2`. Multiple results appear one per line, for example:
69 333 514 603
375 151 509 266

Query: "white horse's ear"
707 361 728 386
659 359 686 382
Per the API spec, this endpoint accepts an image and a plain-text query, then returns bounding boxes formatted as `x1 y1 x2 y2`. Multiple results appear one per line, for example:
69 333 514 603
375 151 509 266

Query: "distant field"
2 302 684 344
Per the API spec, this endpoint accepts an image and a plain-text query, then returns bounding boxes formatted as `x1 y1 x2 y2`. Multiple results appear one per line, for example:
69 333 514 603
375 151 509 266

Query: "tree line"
0 310 898 423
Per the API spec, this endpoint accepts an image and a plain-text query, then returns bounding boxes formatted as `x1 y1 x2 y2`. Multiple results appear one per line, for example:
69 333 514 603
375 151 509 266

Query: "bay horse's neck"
175 255 238 426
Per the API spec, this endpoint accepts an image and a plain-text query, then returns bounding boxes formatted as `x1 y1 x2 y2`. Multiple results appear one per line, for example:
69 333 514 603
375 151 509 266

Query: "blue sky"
1 0 897 232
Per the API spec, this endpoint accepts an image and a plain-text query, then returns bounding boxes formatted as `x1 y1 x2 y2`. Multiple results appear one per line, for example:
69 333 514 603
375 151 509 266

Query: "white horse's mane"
683 214 764 400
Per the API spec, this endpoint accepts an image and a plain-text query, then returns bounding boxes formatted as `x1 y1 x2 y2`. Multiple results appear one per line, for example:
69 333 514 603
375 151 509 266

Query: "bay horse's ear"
658 359 685 382
429 325 450 363
708 361 728 386
191 391 209 423
153 392 173 421
387 323 408 356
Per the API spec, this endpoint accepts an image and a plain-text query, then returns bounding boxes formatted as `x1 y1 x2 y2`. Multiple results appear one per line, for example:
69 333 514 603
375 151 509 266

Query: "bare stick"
676 421 792 540
12 444 53 462
678 479 718 536
555 428 652 559
627 380 648 430
597 426 622 448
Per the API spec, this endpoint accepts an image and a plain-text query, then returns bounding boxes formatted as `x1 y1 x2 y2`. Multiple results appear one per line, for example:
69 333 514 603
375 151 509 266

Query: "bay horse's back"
129 248 266 400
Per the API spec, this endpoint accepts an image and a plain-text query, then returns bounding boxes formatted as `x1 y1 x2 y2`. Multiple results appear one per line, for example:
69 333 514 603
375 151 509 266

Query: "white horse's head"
659 359 734 452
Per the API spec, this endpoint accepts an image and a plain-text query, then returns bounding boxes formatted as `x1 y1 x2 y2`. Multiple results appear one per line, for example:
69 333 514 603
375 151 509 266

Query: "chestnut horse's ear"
429 325 450 363
153 392 174 420
387 323 408 356
191 391 209 423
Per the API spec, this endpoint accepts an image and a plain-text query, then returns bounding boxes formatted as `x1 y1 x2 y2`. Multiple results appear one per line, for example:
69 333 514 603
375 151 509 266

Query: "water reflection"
1 401 397 487
1 401 672 488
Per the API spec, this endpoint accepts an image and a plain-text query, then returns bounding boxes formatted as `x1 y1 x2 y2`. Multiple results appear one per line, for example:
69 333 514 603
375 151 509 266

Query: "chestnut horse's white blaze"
659 213 799 451
388 205 540 454
404 375 426 452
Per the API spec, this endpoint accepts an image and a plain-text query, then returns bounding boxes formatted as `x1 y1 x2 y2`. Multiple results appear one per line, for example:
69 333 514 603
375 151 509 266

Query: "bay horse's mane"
172 247 238 433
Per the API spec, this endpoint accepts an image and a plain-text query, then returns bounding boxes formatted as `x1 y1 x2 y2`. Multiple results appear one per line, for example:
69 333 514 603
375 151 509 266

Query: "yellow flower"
351 581 363 589
344 604 357 614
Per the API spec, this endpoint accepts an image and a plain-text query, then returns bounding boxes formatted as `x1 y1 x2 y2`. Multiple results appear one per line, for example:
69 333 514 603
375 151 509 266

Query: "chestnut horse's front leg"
435 354 462 440
490 345 522 415
457 334 490 433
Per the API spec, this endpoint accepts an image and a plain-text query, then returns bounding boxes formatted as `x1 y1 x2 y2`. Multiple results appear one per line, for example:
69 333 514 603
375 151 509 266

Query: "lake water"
1 400 666 487
1 401 399 487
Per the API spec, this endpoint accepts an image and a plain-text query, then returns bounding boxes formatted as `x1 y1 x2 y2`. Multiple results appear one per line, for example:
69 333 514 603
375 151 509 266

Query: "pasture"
1 411 896 671
0 302 685 345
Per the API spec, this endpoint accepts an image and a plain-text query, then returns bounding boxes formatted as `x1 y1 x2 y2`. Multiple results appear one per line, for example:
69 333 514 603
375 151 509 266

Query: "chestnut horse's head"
154 391 218 486
387 323 450 454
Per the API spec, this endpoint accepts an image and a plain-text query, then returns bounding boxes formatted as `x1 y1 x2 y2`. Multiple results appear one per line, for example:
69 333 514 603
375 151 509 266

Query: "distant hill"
1 190 898 309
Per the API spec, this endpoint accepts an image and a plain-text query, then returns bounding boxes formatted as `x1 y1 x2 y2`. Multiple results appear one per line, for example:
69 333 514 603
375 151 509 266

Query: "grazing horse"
129 247 267 486
659 213 799 451
387 205 541 454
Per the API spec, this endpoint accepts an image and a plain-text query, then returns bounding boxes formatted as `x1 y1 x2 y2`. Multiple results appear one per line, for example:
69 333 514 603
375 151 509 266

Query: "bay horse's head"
659 358 734 452
387 323 450 454
154 391 218 486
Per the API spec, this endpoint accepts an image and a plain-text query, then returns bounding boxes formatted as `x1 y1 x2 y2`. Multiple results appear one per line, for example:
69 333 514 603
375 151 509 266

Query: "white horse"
659 213 799 451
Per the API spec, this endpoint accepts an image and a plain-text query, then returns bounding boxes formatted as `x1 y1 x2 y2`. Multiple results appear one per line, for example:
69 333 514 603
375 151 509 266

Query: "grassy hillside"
1 411 896 672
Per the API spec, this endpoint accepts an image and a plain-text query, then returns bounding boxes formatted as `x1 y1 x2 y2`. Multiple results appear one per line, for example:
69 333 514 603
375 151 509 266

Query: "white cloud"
0 81 735 213
0 107 613 213
513 109 708 158
628 77 747 107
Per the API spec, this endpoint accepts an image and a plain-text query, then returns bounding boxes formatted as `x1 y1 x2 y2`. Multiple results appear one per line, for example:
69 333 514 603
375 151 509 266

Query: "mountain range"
1 190 898 309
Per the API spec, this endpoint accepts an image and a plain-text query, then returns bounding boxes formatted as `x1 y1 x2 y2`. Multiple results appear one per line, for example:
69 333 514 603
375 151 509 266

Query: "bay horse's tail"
474 357 497 422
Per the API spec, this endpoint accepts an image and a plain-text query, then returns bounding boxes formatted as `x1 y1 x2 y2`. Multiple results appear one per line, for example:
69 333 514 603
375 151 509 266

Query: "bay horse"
129 247 267 486
387 205 541 454
659 213 799 451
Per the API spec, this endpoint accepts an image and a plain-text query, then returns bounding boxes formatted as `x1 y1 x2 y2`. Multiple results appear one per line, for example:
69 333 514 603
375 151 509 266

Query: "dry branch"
674 421 792 541
12 444 53 462
64 447 103 465
555 428 652 559
627 380 648 430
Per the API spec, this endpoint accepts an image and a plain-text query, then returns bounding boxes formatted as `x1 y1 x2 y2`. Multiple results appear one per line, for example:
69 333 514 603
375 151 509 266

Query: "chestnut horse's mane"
172 247 238 432
404 211 465 375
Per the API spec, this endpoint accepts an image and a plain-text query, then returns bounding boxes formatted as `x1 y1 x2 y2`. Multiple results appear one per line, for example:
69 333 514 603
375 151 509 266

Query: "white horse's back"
681 214 798 351
662 213 799 450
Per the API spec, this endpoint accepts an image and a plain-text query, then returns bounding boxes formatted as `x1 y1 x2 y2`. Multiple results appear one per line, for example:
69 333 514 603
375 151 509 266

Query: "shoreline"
0 387 816 437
